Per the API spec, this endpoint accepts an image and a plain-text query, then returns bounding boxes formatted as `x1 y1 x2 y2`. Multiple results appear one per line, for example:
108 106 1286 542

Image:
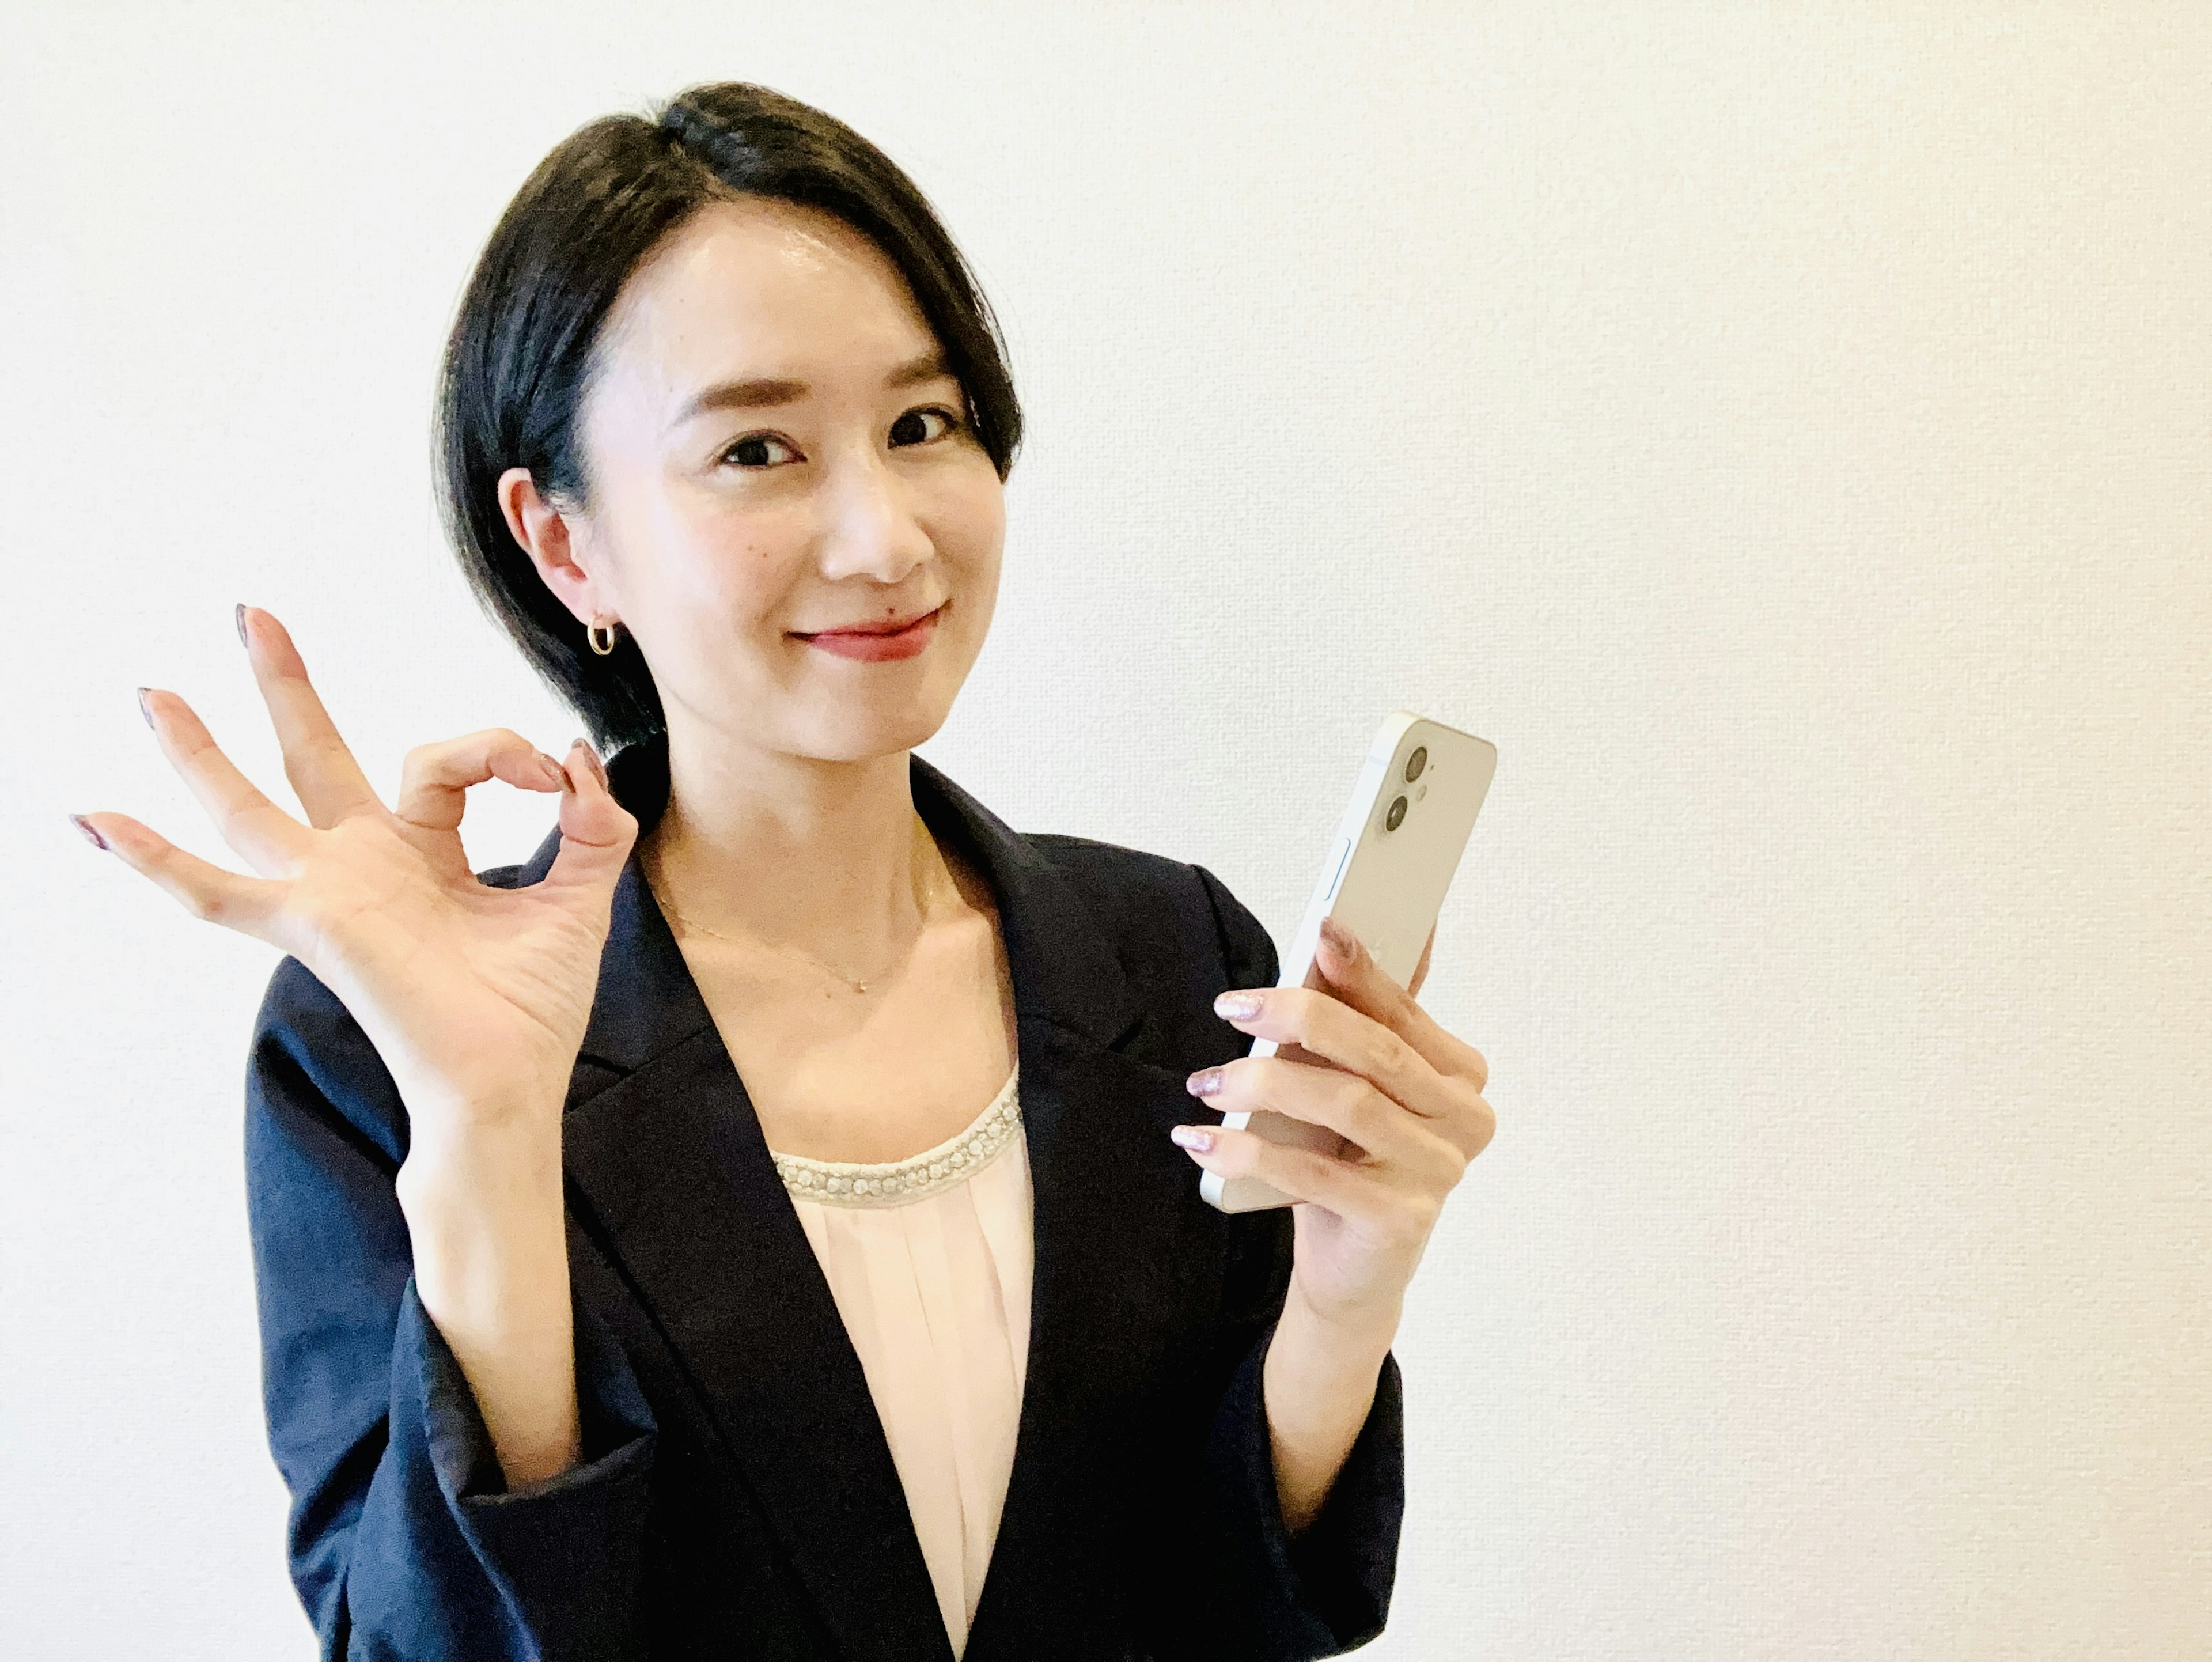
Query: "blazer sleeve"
244 953 659 1661
1188 864 1409 1660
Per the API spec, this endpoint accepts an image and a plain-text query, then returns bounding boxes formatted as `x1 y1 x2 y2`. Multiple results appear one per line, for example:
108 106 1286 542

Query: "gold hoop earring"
587 618 619 657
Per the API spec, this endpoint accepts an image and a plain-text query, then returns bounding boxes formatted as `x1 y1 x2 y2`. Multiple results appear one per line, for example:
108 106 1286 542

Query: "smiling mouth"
791 606 946 664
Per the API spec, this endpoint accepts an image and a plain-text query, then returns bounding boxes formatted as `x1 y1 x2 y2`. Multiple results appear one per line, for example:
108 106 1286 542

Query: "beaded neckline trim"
770 1067 1021 1209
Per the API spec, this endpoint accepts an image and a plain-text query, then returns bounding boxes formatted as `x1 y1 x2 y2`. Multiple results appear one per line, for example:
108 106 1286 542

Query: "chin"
790 691 955 764
793 629 983 762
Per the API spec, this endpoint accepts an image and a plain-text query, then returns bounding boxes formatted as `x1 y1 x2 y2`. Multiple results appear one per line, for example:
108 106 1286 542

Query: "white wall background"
3 3 2206 1656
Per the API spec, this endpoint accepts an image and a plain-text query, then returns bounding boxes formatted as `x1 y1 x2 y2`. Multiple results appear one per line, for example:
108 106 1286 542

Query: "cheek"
932 466 1007 577
671 499 810 617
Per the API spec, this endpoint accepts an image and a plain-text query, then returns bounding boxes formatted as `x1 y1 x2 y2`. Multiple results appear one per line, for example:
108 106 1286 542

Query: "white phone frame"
1200 710 1497 1213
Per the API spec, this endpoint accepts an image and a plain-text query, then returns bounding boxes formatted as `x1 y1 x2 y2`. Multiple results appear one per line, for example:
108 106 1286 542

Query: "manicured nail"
69 813 109 851
571 737 609 791
1170 1125 1217 1153
1185 1066 1225 1097
136 687 156 728
1214 990 1262 1020
234 603 249 648
1320 916 1358 961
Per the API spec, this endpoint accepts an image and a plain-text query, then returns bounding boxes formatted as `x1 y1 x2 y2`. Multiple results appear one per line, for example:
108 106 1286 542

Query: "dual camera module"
1382 744 1428 832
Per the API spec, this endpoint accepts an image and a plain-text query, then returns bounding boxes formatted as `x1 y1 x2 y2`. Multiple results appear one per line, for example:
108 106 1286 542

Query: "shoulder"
1024 834 1272 966
1021 830 1280 1014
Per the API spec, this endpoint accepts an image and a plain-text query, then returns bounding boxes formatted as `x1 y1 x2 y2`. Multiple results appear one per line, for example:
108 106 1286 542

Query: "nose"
816 445 933 588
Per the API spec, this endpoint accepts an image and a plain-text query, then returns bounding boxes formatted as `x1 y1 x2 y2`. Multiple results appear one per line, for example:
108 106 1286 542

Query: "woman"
69 82 1495 1661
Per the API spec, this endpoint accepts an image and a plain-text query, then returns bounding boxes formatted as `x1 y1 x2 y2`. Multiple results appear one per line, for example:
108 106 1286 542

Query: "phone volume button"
1322 836 1353 900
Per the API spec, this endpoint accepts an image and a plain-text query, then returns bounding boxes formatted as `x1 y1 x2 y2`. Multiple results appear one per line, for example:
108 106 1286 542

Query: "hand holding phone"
1200 711 1497 1213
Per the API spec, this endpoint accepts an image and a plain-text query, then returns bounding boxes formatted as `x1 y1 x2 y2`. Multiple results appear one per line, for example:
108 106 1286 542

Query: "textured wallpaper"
7 4 2206 1656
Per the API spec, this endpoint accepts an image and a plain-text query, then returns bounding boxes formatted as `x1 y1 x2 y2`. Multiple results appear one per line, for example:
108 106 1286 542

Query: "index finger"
1218 983 1448 1119
237 606 382 828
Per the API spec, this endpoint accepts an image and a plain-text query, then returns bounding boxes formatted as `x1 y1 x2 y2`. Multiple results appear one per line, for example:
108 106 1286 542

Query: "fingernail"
69 813 109 851
1320 917 1358 960
535 751 569 790
136 687 156 728
1213 990 1262 1020
1170 1125 1217 1153
234 603 250 648
1185 1066 1225 1097
572 737 609 792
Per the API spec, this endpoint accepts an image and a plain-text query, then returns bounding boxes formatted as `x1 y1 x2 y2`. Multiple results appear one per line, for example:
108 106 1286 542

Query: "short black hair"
433 81 1022 753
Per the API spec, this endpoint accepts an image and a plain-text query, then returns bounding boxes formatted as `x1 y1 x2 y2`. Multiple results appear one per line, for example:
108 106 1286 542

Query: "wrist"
1279 1278 1400 1373
397 1118 566 1285
398 1096 563 1192
1263 1289 1397 1539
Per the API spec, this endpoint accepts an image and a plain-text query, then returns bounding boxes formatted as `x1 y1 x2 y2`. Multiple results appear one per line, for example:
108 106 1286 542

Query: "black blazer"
244 733 1404 1660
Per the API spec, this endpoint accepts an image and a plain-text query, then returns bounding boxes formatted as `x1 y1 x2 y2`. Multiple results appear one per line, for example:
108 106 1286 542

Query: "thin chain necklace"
653 815 946 995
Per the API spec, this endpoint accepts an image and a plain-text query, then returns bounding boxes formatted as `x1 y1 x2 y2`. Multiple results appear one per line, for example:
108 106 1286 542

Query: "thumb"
1314 914 1408 1012
540 737 638 898
1318 914 1471 1077
1406 921 1437 999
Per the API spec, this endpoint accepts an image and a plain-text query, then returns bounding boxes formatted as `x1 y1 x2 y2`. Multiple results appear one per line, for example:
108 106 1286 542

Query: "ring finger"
1196 1054 1461 1182
139 687 311 873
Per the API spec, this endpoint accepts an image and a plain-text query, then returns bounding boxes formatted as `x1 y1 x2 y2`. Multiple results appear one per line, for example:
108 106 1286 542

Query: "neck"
641 717 946 973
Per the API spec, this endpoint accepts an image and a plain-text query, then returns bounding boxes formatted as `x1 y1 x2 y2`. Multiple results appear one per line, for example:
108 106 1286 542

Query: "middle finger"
1214 983 1451 1118
238 606 382 828
1194 1054 1460 1179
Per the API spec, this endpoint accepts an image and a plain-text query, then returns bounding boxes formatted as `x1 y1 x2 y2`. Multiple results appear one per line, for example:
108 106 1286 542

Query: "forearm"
396 1110 581 1491
1261 1283 1399 1536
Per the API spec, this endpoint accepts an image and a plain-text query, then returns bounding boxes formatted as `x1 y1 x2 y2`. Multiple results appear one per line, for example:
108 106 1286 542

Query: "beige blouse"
768 1066 1032 1660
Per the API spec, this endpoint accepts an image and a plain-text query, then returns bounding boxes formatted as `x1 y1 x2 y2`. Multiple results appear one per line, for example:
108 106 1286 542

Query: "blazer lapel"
521 735 1230 1660
527 736 949 1662
909 760 1237 1659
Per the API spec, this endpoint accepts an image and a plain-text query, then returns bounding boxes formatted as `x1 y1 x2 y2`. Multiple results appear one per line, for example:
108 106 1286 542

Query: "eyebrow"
669 350 957 429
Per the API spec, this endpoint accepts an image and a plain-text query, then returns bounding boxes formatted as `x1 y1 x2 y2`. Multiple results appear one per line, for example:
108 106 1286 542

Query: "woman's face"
510 195 1006 764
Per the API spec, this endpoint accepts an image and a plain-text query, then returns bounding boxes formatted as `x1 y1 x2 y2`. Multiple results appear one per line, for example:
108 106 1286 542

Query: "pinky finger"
1172 1122 1399 1226
71 811 286 939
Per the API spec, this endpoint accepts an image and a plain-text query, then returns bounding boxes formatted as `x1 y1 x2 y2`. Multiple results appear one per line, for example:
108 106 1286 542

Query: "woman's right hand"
74 605 641 1159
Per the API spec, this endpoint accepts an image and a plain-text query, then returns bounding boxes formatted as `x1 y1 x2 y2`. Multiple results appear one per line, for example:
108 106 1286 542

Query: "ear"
496 465 613 630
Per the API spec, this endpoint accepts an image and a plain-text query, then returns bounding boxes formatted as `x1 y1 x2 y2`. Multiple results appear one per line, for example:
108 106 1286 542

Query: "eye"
719 432 801 469
889 405 963 448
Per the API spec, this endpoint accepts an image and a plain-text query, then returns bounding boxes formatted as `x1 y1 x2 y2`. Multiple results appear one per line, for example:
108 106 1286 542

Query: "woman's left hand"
1173 914 1495 1343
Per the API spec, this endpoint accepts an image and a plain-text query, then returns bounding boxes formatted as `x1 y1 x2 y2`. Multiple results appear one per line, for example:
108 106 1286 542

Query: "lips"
794 601 945 662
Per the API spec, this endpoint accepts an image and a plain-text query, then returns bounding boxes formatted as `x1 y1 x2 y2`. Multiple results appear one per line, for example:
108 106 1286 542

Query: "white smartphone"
1200 711 1498 1214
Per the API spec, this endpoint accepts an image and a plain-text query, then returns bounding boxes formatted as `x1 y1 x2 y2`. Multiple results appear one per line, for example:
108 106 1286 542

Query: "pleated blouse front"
768 1066 1032 1660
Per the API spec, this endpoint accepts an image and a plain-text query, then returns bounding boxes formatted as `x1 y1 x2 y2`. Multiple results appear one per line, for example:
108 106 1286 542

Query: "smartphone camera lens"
1404 746 1427 783
1385 795 1408 831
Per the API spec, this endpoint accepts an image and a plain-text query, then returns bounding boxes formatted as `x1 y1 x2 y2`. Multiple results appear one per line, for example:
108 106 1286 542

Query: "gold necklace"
653 816 946 995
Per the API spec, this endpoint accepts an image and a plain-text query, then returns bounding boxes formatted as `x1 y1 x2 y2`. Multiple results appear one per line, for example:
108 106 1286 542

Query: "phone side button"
1321 836 1353 900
